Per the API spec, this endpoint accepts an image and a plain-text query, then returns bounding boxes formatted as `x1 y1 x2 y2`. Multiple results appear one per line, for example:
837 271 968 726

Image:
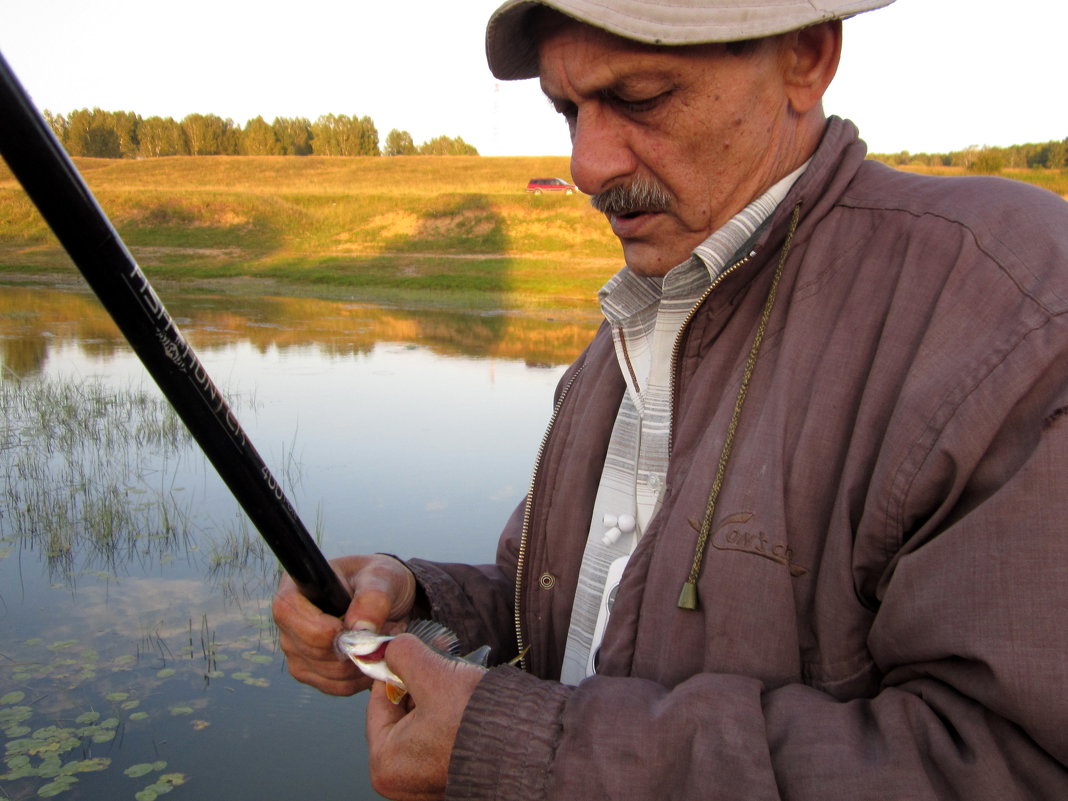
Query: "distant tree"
273 117 313 155
111 111 141 159
43 110 68 144
138 116 186 157
311 113 344 155
357 115 380 156
181 113 237 155
417 135 479 156
241 115 282 155
968 147 1004 174
1043 139 1067 170
311 114 379 155
64 108 121 158
385 128 417 156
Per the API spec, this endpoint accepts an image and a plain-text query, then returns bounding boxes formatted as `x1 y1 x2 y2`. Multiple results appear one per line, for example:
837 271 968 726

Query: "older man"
273 1 1068 799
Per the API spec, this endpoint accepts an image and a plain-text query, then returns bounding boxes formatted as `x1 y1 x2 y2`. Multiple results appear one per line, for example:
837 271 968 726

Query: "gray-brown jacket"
410 118 1068 800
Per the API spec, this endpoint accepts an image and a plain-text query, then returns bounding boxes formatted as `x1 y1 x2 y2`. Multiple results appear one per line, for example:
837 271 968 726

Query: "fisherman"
273 1 1068 798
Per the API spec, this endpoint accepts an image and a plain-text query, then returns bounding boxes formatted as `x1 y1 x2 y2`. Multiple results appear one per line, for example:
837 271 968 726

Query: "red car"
526 177 578 195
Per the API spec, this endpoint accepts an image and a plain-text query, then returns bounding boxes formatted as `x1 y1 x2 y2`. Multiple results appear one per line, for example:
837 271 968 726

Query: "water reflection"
0 284 600 376
0 283 597 801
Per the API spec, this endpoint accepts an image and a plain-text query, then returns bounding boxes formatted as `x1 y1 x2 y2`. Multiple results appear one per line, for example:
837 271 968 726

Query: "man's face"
538 22 797 276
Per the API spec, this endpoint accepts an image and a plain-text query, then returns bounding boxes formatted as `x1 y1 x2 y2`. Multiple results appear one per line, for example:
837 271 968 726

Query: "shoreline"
0 270 608 325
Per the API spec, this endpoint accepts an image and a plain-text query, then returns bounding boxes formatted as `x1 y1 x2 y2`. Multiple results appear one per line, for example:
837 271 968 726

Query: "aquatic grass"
0 374 228 581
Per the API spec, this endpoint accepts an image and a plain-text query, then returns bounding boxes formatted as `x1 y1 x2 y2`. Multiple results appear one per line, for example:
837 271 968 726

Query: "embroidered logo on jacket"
694 512 808 577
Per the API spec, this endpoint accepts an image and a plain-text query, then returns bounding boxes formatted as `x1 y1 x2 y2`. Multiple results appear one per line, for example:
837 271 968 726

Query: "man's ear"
781 21 842 115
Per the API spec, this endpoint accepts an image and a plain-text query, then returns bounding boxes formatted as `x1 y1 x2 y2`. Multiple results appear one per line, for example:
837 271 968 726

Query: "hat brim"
486 0 895 80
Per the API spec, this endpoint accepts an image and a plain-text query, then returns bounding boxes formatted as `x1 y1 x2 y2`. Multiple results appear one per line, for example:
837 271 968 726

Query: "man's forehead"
535 19 725 99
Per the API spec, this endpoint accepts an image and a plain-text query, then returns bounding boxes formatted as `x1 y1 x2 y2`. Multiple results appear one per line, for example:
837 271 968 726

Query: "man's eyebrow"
544 70 674 105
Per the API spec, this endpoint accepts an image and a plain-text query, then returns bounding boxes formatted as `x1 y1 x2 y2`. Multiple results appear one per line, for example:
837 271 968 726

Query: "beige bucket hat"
487 0 895 79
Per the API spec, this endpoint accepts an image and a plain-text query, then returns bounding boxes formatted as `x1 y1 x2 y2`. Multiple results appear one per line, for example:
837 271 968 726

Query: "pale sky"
0 0 1064 158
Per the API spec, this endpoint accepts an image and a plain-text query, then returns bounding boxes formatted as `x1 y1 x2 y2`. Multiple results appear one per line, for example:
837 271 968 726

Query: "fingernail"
353 619 378 632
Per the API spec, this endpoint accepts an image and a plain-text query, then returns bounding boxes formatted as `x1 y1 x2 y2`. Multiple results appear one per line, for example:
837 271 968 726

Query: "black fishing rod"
0 51 351 616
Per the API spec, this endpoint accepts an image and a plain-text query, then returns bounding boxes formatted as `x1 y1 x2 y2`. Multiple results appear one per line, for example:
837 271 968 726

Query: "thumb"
341 556 416 633
385 634 487 704
382 633 446 696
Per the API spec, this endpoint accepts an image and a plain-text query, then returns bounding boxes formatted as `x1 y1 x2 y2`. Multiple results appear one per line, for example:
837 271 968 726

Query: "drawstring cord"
678 203 802 610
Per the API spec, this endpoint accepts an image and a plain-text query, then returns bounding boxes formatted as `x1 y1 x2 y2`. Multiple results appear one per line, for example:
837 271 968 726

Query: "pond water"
0 283 599 801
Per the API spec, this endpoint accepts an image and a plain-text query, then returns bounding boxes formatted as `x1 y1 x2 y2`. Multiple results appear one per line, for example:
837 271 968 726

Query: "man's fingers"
343 557 417 632
384 634 487 705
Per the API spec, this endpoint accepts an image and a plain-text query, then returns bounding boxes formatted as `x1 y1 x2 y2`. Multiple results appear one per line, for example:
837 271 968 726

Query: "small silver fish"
334 619 491 704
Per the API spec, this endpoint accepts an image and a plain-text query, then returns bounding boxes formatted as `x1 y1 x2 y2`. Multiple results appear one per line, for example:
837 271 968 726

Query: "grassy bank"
0 155 621 314
1 156 1064 313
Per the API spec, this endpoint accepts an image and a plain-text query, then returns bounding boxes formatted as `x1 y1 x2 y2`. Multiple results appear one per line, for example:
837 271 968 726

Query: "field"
1 156 1064 314
0 155 620 315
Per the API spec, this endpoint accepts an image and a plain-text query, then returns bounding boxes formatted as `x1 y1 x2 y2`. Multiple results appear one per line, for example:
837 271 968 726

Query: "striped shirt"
559 164 807 685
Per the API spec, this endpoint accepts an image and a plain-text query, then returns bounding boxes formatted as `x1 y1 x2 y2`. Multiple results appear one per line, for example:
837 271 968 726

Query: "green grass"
0 155 621 313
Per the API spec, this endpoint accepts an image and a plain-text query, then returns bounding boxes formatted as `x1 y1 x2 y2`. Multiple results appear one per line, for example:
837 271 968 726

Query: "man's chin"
620 241 691 277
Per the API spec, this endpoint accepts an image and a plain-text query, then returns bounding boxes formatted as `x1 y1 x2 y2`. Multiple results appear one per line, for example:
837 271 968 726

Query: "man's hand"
366 633 486 801
272 554 417 696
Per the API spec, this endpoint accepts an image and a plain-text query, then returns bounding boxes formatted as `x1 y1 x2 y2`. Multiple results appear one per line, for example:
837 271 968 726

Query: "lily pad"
37 775 78 797
0 705 33 726
156 668 176 678
168 706 193 716
74 711 100 725
60 757 110 774
0 691 26 704
125 762 162 778
105 691 130 702
2 764 37 781
37 755 63 778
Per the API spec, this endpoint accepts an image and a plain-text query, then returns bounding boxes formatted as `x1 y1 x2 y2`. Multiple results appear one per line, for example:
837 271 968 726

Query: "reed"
0 373 262 581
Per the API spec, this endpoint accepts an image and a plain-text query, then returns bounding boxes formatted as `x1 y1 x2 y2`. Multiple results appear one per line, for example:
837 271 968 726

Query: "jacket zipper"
513 359 586 672
668 250 756 456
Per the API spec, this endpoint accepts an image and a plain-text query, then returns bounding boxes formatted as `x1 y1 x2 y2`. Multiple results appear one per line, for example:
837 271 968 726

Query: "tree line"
43 108 479 158
870 139 1067 172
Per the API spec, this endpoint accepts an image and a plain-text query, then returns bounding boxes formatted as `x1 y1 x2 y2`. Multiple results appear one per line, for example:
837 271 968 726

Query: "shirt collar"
599 161 810 326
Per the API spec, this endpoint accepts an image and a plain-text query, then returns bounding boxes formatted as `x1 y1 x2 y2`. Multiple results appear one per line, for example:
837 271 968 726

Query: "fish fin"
385 682 408 705
462 645 492 667
405 619 461 657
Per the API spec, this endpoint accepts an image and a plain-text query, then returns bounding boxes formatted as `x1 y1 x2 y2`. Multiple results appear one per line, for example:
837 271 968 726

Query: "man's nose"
569 107 637 197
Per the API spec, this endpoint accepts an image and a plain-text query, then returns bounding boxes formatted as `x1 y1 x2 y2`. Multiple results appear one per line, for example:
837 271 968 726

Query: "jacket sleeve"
443 341 1068 800
406 496 524 663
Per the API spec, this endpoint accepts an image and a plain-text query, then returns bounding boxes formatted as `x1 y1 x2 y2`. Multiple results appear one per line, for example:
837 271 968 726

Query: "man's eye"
604 90 669 115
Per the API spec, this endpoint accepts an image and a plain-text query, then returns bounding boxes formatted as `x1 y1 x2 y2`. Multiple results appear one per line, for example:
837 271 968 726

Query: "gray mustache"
590 178 671 216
